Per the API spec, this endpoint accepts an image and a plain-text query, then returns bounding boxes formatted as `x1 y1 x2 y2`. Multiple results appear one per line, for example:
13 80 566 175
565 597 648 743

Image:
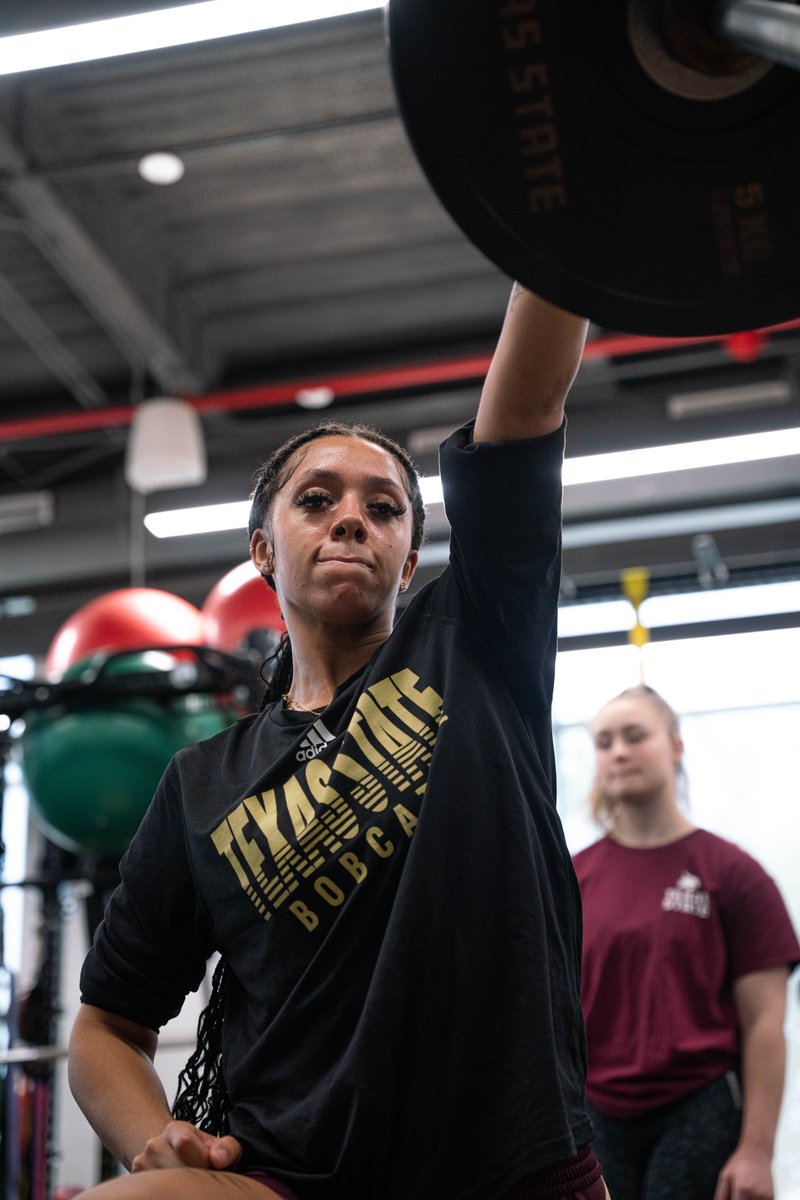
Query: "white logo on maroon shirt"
661 870 711 918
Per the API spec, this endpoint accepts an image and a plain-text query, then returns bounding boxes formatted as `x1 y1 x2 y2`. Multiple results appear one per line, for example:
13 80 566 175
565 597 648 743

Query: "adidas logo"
296 718 335 762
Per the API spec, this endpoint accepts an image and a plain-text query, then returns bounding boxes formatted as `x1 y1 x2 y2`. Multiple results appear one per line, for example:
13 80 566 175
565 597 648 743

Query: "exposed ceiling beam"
0 270 109 409
0 125 203 394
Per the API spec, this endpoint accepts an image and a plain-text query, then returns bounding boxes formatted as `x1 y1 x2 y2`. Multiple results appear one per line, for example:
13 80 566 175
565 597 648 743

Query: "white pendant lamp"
125 397 207 495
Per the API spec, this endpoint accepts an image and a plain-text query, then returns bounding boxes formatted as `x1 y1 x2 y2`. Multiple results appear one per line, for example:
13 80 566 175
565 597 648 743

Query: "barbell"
387 0 800 335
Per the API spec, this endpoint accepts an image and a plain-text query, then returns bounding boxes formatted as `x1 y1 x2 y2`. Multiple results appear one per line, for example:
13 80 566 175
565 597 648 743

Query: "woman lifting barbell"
67 284 611 1200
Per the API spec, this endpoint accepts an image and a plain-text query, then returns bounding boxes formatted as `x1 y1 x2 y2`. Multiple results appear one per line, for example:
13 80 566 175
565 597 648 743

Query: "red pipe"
2 320 800 445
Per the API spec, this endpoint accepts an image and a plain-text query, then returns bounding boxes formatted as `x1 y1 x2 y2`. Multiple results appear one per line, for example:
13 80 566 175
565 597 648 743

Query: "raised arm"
474 284 588 444
714 966 790 1200
69 1004 241 1174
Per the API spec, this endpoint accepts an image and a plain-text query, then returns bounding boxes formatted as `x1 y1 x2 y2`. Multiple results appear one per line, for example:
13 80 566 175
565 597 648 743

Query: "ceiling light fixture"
666 379 792 419
557 600 634 640
642 579 800 628
557 579 800 640
562 425 800 487
126 397 207 494
144 499 248 538
0 1 383 77
295 387 335 410
138 151 186 185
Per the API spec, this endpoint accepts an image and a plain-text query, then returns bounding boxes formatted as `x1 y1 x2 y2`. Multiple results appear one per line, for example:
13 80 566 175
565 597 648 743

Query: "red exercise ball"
202 561 285 652
45 587 205 681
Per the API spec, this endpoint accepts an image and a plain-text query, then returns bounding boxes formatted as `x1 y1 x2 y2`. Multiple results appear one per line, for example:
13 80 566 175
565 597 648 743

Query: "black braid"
258 632 293 711
171 957 231 1135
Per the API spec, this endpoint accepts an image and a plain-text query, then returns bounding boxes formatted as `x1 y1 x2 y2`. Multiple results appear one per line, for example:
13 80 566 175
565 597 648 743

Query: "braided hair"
172 956 230 1134
172 420 426 1130
250 420 426 712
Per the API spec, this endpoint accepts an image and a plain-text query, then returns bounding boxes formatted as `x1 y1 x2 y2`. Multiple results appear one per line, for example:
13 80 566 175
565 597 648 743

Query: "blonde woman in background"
573 684 799 1200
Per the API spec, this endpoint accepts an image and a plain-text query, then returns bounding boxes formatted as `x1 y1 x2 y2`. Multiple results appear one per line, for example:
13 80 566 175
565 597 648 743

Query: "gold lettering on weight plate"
498 0 567 215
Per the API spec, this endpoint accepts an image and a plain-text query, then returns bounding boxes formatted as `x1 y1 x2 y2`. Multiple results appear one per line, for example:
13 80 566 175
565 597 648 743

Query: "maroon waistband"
243 1145 602 1200
503 1144 603 1200
242 1171 298 1200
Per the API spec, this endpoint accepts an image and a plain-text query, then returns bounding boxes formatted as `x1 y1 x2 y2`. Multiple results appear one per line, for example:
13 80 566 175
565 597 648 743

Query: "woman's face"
250 435 418 631
591 696 683 807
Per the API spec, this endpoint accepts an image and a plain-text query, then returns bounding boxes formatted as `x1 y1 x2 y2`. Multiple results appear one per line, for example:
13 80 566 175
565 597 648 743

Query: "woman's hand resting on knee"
131 1120 242 1173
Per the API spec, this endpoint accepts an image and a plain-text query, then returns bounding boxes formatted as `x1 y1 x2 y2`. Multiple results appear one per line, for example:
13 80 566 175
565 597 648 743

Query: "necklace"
282 692 324 716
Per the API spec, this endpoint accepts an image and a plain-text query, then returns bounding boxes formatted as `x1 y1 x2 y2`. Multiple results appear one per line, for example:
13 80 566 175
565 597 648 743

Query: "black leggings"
587 1071 743 1200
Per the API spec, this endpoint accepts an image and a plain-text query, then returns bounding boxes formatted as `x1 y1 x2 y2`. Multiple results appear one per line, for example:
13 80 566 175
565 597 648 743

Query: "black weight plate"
387 0 800 335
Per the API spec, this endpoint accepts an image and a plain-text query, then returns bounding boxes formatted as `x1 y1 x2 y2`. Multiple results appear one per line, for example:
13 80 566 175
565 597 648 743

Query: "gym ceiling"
1 1 799 660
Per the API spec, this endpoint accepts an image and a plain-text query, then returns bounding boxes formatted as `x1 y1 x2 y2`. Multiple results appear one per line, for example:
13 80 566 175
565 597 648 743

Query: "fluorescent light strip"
563 425 800 486
0 1 382 76
642 580 800 628
145 499 249 537
426 425 800 496
557 580 800 639
666 379 792 419
557 600 634 639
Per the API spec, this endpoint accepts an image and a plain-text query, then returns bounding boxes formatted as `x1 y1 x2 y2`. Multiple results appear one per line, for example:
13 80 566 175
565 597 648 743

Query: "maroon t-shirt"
573 829 800 1117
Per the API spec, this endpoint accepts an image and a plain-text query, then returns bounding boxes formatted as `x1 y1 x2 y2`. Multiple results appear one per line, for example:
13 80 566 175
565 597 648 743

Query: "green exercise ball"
21 652 236 858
